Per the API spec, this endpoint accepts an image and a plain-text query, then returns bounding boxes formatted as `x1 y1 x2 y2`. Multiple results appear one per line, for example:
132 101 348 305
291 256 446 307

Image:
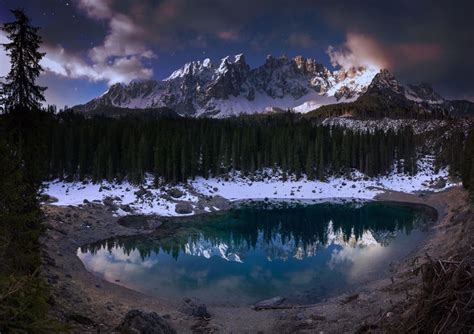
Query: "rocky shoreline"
40 187 468 333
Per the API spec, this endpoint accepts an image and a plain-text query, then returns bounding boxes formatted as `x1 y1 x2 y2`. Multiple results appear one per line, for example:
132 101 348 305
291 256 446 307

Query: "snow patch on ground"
322 117 447 134
44 178 196 217
191 157 454 200
43 156 457 217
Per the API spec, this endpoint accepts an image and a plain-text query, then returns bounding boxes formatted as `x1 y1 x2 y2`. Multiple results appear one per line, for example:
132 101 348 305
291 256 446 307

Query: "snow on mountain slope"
360 69 451 111
73 54 474 118
74 54 378 117
404 83 445 104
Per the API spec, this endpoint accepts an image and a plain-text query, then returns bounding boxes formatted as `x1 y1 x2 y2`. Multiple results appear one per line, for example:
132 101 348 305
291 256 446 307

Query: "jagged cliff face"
364 69 444 105
74 54 378 117
359 69 470 116
74 55 473 118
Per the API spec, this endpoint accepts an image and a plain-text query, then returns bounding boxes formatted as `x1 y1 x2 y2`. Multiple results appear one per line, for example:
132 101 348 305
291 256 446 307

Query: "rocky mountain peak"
406 83 444 104
369 69 402 92
292 55 327 76
166 58 214 80
75 53 381 117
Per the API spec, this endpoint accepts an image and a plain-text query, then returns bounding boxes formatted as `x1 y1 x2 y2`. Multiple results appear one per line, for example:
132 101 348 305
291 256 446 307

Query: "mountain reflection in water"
78 201 435 305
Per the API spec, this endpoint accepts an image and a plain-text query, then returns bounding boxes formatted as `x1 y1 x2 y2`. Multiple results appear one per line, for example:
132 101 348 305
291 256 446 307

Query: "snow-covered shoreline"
43 156 458 217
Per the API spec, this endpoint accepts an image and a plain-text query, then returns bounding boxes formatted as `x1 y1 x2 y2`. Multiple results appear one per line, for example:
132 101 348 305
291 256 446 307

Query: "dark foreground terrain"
41 187 472 333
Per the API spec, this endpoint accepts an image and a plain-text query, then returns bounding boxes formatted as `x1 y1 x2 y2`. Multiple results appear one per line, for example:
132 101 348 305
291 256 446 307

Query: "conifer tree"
1 9 46 112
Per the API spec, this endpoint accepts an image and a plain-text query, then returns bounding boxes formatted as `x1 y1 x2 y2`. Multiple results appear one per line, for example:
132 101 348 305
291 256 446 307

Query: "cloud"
392 42 442 67
327 32 442 74
76 0 113 19
39 0 155 85
0 31 10 78
287 32 316 49
217 30 240 42
41 45 153 85
319 0 474 98
7 0 472 99
89 14 156 63
326 33 387 70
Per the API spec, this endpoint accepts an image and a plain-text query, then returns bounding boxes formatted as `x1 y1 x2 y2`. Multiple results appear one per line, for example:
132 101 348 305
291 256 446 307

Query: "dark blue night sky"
1 0 473 108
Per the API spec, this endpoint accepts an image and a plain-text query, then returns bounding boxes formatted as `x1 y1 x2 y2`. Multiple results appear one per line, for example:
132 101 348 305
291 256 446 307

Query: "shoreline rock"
178 298 210 319
253 296 285 310
117 310 176 334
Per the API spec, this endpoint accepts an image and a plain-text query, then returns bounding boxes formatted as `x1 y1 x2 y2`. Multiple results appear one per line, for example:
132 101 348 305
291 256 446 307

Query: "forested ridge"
45 112 419 184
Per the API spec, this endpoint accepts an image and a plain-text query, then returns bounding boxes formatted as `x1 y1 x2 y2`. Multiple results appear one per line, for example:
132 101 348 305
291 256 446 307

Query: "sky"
0 0 473 108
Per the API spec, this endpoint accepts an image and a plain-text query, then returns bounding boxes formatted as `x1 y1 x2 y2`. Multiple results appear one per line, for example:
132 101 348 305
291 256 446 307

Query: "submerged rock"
253 296 285 310
178 297 210 318
116 309 176 334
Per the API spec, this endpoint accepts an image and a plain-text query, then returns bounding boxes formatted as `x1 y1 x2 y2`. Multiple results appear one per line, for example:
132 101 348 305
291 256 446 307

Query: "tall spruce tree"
1 9 46 112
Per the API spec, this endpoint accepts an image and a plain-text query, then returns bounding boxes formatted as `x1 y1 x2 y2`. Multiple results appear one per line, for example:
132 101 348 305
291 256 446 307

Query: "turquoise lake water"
78 201 436 306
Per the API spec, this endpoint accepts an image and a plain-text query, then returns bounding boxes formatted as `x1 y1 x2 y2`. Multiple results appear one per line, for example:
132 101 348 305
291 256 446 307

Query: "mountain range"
73 54 474 118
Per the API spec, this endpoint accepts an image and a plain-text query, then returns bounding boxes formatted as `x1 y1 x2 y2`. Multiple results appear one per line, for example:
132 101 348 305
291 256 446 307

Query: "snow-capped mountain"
313 68 474 118
73 54 378 118
73 55 474 118
363 69 445 106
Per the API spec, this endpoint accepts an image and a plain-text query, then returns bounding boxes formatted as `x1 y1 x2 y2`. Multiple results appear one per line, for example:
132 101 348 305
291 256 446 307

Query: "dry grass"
400 207 474 334
405 256 474 333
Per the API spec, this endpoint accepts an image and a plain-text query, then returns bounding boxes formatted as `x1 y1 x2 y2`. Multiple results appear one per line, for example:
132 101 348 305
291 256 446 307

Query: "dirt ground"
40 187 469 333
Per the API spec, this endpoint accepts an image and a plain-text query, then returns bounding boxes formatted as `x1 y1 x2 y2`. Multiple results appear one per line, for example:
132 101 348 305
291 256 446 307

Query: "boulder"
253 296 285 310
167 188 184 199
40 194 58 204
99 185 111 192
178 297 210 318
431 178 446 189
120 204 133 213
65 312 94 326
103 196 115 207
116 309 176 334
175 202 193 214
134 187 150 198
207 195 231 211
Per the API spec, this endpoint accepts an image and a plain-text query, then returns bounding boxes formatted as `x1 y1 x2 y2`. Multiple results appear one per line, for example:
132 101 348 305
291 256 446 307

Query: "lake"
77 200 436 306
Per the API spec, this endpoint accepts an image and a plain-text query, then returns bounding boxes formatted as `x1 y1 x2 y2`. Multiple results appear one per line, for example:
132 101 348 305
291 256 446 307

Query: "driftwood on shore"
253 303 321 311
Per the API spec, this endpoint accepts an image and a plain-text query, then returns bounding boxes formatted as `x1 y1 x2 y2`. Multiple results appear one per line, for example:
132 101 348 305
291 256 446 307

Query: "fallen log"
253 303 320 311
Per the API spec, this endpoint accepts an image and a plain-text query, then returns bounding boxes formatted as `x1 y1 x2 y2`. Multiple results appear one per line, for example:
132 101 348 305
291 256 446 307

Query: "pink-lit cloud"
217 30 240 42
327 32 442 72
327 33 388 70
